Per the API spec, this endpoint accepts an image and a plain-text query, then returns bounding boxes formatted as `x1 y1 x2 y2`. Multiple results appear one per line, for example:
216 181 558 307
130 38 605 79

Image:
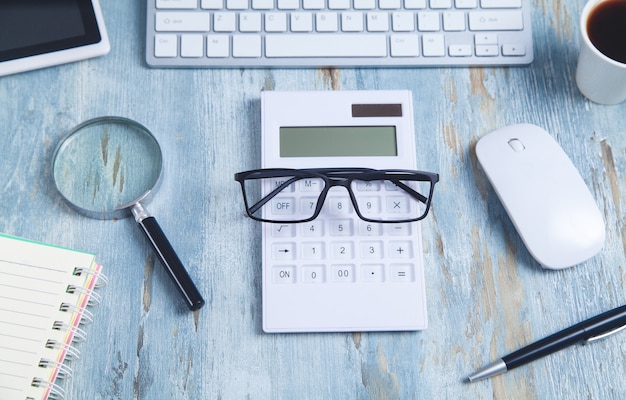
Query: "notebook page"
0 234 99 400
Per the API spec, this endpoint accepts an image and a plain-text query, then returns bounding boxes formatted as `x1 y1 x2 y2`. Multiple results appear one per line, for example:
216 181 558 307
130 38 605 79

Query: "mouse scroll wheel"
508 138 525 152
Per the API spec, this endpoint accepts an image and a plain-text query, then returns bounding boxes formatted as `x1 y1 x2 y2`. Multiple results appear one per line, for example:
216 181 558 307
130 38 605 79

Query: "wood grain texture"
0 0 625 399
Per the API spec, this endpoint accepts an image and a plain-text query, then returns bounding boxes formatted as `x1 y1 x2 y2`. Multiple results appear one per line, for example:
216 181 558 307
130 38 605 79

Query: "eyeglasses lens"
243 173 325 222
349 177 432 222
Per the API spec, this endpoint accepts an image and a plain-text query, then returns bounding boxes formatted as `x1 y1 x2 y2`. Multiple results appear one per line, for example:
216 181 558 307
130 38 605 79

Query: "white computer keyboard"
146 0 533 67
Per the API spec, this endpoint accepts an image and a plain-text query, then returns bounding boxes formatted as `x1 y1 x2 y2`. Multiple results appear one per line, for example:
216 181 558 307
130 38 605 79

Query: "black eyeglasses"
234 168 439 224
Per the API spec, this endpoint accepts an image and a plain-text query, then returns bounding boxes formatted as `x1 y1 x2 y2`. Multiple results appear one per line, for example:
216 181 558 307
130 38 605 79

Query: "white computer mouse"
475 123 605 269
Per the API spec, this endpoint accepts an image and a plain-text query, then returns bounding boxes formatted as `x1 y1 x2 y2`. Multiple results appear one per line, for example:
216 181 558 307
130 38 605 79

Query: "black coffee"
587 0 626 64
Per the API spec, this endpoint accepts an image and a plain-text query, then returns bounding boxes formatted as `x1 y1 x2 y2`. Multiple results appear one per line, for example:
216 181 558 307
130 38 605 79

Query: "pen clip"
584 323 626 345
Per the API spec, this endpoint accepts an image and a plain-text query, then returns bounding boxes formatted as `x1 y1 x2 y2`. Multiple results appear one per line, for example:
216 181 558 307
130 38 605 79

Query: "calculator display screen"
279 126 398 157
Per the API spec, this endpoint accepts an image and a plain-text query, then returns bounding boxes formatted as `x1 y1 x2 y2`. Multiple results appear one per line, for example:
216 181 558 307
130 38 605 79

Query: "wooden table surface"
1 1 625 399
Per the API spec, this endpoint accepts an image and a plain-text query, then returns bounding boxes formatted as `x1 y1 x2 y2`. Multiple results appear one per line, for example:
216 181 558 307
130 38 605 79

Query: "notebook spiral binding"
29 268 108 400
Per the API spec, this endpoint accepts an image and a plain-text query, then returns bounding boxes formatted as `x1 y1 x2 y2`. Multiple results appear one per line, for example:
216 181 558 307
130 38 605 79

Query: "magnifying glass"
52 116 205 311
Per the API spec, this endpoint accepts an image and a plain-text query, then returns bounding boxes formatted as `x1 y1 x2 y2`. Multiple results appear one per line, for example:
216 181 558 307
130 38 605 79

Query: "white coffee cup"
575 0 626 105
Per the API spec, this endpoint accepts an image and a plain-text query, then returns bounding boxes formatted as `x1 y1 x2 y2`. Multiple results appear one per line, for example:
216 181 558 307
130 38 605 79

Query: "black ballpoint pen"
467 304 626 382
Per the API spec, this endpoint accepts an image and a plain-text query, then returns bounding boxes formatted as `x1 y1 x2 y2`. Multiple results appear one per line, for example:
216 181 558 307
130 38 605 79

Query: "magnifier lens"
52 118 162 217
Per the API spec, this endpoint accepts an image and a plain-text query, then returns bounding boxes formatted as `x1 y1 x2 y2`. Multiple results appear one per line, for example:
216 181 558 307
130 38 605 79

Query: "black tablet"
0 0 110 76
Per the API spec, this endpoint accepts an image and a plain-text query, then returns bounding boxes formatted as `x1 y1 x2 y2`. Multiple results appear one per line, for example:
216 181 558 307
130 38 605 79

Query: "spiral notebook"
0 233 106 400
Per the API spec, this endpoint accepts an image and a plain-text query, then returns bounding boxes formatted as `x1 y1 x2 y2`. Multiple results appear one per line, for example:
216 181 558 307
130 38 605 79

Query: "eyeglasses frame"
234 167 439 224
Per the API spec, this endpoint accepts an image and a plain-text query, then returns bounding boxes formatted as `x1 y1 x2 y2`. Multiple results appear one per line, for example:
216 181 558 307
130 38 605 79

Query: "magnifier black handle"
134 208 205 311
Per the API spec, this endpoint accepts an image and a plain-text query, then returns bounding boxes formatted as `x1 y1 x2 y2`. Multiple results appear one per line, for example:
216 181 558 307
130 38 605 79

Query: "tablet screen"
0 0 104 63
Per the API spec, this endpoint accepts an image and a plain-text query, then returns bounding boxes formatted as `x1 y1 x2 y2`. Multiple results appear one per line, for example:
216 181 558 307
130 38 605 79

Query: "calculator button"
360 241 384 258
387 223 412 236
302 265 325 283
271 197 296 215
386 196 410 213
270 177 295 192
273 265 296 283
271 224 295 237
389 241 413 258
358 221 383 236
390 264 414 282
362 264 384 282
330 219 354 236
331 242 355 259
272 243 296 260
355 180 381 191
299 178 324 192
356 196 381 214
300 196 319 215
331 264 355 282
301 242 325 259
327 197 353 214
301 220 324 236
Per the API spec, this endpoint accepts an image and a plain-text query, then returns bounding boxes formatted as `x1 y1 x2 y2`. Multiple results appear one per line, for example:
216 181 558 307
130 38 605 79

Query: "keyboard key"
417 12 440 31
468 10 524 31
475 32 498 45
292 12 314 31
455 0 477 7
443 11 465 31
181 34 204 57
265 12 288 32
367 12 390 31
392 12 416 31
475 44 498 56
201 0 223 8
329 0 351 9
214 12 236 31
430 0 452 8
155 12 211 31
227 0 248 9
154 34 178 57
502 43 526 56
480 0 521 8
206 34 229 57
233 34 262 57
316 12 339 31
422 33 445 56
277 0 299 8
354 0 376 8
157 0 198 9
252 0 273 8
405 0 427 8
240 12 262 31
304 0 326 8
449 44 472 56
380 0 402 9
341 12 365 31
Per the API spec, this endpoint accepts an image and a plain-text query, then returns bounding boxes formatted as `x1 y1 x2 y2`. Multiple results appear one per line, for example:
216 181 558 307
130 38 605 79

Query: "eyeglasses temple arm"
390 179 429 204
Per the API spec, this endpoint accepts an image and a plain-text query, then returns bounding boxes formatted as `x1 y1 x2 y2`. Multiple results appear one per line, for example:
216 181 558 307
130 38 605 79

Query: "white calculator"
260 90 428 332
